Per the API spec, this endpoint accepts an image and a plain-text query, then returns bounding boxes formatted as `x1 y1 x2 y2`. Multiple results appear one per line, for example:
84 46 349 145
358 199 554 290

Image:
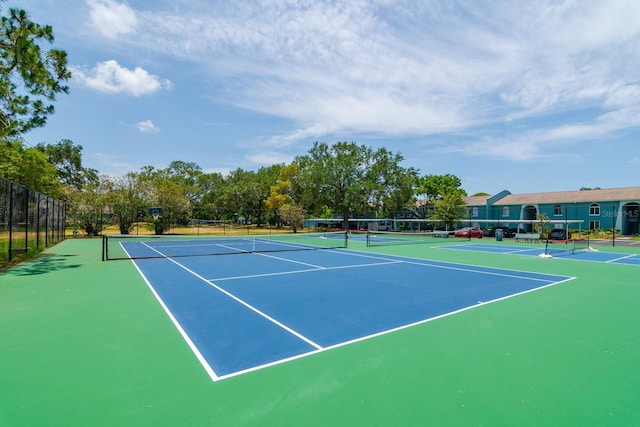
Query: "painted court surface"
1 237 639 426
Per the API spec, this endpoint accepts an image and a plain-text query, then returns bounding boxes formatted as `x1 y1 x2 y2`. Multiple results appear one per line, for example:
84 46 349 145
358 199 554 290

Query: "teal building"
464 187 640 235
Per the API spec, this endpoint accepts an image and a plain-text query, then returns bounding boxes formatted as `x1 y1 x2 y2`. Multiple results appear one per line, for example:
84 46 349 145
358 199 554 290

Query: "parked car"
484 226 516 238
548 229 571 240
454 227 483 238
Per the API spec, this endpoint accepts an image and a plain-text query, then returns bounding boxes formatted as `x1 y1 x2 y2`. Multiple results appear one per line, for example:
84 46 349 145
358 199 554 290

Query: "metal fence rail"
0 177 66 265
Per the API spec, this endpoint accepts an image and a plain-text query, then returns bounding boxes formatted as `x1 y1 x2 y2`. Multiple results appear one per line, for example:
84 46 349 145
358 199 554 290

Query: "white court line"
214 275 577 381
134 242 574 382
503 248 546 255
210 260 403 281
123 245 220 381
139 242 325 379
606 254 638 263
325 248 560 283
257 252 326 269
437 244 544 256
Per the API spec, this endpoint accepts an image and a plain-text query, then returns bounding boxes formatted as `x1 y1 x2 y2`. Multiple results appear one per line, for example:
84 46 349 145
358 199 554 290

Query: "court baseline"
130 247 572 381
438 243 640 265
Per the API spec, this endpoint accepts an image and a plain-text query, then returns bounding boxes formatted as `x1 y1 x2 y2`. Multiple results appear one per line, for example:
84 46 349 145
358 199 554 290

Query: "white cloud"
72 60 172 96
88 0 137 39
136 120 159 133
82 1 640 161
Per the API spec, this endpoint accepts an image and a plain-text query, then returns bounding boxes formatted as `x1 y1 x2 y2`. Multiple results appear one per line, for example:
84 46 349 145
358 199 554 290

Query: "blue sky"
9 0 640 195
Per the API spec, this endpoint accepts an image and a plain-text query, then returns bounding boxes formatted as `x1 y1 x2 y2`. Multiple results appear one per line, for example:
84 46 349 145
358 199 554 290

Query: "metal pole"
612 205 616 247
8 182 13 261
36 193 41 250
24 187 29 253
45 196 50 246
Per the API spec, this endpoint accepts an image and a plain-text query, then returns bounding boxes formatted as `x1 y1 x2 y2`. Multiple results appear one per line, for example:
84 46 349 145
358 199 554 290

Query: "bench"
515 233 541 243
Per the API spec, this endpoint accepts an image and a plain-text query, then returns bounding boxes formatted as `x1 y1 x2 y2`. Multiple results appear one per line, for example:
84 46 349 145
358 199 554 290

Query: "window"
472 207 478 217
589 220 600 230
554 204 563 216
589 203 600 216
502 206 509 217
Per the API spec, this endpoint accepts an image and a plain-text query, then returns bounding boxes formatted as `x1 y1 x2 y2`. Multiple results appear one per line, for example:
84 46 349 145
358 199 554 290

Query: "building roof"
492 187 640 206
464 195 491 206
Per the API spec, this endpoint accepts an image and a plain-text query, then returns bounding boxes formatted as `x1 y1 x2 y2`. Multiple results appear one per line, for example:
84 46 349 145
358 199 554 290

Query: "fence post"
36 192 41 250
8 181 13 261
22 187 27 253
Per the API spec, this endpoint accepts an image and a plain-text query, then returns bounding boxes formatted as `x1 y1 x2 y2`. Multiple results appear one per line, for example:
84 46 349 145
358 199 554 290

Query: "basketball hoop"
149 206 162 221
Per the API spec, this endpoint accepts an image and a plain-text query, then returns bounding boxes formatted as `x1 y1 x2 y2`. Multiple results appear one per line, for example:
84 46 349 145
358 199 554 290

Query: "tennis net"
102 231 348 261
366 230 470 247
543 236 592 257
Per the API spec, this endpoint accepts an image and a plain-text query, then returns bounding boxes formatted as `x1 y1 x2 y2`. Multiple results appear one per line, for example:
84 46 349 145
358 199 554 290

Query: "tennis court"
124 235 572 380
2 234 640 426
437 242 640 265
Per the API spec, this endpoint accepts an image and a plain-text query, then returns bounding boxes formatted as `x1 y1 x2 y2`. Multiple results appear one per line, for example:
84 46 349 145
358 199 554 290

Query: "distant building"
464 187 640 235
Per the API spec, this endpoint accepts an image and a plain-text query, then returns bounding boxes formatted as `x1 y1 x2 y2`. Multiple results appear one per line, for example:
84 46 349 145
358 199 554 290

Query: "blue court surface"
438 243 640 265
129 246 573 381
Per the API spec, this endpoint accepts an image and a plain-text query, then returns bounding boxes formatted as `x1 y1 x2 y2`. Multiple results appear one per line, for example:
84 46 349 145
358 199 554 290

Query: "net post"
344 231 349 248
102 234 107 261
544 236 550 256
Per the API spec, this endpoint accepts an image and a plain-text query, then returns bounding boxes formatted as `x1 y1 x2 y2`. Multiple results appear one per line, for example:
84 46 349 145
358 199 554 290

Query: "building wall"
464 200 639 234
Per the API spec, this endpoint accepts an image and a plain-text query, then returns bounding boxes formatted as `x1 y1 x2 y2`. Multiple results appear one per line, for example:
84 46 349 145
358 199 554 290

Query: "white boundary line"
128 242 576 382
211 260 402 281
605 254 639 263
121 243 220 381
326 248 563 282
130 260 220 381
214 275 576 381
138 242 325 381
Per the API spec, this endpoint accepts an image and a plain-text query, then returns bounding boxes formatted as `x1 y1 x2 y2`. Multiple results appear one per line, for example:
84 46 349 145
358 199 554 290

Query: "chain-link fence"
0 177 66 266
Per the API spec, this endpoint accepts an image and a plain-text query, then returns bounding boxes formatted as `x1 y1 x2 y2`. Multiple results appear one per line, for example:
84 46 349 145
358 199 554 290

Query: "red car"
454 227 483 238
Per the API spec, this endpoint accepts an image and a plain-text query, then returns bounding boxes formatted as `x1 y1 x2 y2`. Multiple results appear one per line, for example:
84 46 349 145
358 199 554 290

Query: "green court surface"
1 237 639 426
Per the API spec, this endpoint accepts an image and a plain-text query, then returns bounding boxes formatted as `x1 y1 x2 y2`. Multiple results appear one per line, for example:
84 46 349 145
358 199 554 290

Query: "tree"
196 171 226 220
418 173 466 201
36 139 98 189
0 6 70 138
266 163 302 227
219 168 259 223
137 165 190 234
218 166 281 226
431 192 467 230
104 172 147 234
164 160 204 205
66 175 110 236
412 173 466 221
378 163 418 218
295 142 414 229
534 212 550 236
279 204 305 233
254 164 283 226
0 139 59 193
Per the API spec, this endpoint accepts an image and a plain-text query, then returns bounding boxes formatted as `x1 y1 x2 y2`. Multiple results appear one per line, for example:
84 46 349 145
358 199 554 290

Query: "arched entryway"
522 205 537 232
622 202 639 235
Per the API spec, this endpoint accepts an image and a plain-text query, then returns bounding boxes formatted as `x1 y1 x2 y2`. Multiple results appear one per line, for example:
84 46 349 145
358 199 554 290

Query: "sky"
7 0 640 196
